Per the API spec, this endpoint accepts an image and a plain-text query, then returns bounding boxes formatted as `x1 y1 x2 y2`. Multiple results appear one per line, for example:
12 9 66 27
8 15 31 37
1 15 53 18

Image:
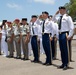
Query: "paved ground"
0 40 76 75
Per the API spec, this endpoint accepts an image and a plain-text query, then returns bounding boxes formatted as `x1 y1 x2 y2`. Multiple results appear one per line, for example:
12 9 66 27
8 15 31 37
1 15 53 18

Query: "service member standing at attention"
1 20 8 57
49 15 58 60
68 36 74 62
41 11 55 66
54 6 74 70
21 18 30 60
6 22 14 58
14 19 22 59
37 21 45 55
30 15 40 63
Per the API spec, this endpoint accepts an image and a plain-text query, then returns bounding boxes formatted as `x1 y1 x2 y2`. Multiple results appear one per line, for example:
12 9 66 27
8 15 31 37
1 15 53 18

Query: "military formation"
0 6 75 70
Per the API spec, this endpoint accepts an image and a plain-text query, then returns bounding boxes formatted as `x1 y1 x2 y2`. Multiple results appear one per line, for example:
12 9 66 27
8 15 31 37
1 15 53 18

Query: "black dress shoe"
43 62 52 66
52 57 56 60
21 58 25 60
31 60 36 62
6 56 13 58
46 63 52 66
25 58 29 60
16 57 21 59
34 60 42 63
63 66 68 70
43 62 47 65
22 58 29 61
9 56 13 58
70 60 75 62
6 56 10 58
57 65 64 69
31 59 40 62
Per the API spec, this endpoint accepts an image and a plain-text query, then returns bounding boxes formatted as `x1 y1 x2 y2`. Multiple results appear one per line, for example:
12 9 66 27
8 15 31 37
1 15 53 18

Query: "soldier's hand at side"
50 37 53 41
9 38 12 42
66 33 71 40
37 37 40 42
7 38 12 43
27 38 30 43
67 37 71 40
25 38 28 44
18 39 20 43
55 37 58 41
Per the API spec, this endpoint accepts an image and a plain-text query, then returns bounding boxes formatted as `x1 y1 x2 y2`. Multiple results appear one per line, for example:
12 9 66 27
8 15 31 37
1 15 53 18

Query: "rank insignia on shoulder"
66 14 69 16
45 22 49 25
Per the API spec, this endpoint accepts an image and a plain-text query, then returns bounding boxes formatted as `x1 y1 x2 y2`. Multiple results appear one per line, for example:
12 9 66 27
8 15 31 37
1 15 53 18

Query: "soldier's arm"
0 33 2 41
67 16 74 40
0 28 2 41
52 10 59 22
17 33 22 43
9 33 14 42
10 27 15 41
25 25 30 43
18 26 22 43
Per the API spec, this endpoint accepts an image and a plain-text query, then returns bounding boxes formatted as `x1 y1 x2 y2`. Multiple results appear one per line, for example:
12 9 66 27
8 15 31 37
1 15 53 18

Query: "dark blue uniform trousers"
31 36 39 61
42 34 52 64
59 33 69 66
51 37 55 59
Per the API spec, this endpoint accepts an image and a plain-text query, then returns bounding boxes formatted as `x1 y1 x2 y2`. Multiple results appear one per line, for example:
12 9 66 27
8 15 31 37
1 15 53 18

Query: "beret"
42 11 49 15
14 19 20 22
59 6 66 10
31 15 37 18
22 18 27 21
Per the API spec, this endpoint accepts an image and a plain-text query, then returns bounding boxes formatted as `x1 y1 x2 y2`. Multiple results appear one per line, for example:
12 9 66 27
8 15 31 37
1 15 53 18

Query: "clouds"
6 3 23 10
6 0 56 11
29 0 55 4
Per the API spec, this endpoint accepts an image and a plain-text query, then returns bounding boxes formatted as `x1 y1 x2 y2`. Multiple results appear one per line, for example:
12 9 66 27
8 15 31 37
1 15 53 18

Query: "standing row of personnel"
0 19 30 60
0 6 74 70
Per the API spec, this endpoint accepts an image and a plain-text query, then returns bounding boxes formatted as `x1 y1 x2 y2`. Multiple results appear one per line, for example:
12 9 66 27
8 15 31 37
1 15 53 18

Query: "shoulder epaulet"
66 14 69 16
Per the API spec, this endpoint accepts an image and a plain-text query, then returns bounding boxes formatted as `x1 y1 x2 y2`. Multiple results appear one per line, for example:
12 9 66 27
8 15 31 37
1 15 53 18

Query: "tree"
64 0 76 21
70 0 75 4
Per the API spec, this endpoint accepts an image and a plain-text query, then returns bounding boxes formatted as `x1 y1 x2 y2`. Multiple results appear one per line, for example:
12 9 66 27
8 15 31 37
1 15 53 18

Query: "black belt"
15 35 20 37
59 31 69 34
23 35 27 36
42 33 49 35
32 35 37 37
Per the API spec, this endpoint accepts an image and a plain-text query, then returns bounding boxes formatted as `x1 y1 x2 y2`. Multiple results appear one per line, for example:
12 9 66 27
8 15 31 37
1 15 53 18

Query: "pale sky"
0 0 69 22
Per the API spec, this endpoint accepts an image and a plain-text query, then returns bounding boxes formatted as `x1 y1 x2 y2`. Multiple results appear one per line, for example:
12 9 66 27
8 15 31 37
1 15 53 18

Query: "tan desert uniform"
7 27 14 56
14 25 22 58
21 25 30 59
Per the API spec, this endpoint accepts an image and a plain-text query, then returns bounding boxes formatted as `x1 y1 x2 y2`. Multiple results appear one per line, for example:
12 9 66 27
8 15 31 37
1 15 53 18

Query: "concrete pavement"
0 40 76 75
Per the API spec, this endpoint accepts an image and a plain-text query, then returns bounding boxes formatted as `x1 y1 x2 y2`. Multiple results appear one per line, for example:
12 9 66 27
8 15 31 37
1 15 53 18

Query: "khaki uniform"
21 25 30 59
14 25 22 58
0 42 1 55
7 27 14 56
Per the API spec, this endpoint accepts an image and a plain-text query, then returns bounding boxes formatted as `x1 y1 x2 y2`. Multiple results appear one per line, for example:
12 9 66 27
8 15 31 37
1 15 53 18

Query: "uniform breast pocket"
62 19 67 23
24 29 26 32
45 22 49 25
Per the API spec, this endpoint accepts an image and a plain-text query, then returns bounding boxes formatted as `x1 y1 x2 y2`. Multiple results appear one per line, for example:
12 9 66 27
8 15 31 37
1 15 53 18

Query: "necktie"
58 16 63 30
32 23 34 34
42 20 45 33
